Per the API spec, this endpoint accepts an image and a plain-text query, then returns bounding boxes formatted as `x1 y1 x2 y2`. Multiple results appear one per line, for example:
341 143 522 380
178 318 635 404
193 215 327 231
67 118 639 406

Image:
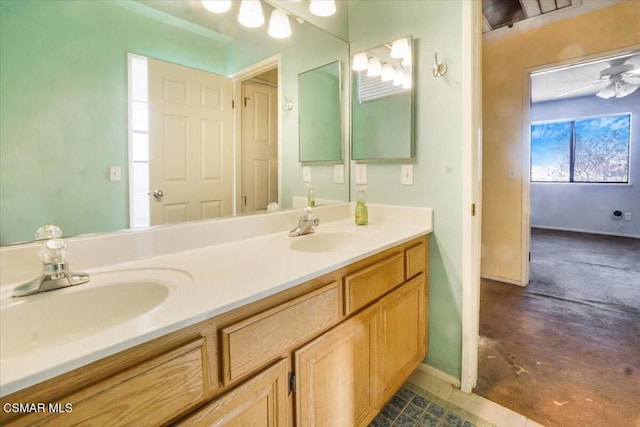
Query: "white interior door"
241 81 278 213
148 58 233 225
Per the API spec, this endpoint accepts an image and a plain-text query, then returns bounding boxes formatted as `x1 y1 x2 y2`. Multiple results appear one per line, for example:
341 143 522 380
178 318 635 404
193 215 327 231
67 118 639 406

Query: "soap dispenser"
355 186 368 225
306 183 316 207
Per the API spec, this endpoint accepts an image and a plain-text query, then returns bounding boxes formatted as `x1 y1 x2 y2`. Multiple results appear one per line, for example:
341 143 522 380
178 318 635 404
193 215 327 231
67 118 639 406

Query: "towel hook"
432 52 447 77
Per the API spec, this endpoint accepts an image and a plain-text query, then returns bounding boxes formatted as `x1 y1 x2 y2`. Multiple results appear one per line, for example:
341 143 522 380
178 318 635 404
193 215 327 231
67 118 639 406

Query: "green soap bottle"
355 187 368 225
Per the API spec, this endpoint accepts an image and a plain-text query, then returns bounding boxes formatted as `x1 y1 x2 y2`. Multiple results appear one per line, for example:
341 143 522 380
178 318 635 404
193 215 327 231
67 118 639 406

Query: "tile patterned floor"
370 382 496 427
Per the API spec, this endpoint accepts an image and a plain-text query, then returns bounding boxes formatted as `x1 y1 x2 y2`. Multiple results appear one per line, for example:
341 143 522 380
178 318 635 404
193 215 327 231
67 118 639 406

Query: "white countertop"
0 204 432 397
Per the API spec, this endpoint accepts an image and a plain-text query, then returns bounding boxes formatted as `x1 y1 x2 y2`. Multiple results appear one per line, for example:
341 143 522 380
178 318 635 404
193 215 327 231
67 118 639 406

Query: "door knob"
152 189 164 199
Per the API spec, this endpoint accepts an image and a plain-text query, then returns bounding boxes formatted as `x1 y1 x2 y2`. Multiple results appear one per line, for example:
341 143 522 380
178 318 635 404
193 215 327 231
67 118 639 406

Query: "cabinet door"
379 273 427 402
294 304 380 427
178 358 290 426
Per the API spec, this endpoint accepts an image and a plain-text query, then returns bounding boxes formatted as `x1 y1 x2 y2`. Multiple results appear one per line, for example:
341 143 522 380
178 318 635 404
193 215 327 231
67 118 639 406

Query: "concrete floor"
475 229 640 427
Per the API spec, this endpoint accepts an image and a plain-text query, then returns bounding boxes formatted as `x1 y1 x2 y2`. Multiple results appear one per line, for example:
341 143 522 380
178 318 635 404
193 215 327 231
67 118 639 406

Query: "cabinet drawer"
14 339 207 426
221 282 341 384
406 241 427 279
344 253 405 315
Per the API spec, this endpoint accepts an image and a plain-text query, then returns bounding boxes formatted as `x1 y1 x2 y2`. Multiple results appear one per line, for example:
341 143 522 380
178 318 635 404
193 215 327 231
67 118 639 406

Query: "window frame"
530 113 632 184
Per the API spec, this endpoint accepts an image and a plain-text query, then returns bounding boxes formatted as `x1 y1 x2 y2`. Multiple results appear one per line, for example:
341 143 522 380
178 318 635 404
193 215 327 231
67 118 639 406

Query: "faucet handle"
38 238 68 265
302 206 314 217
34 224 63 241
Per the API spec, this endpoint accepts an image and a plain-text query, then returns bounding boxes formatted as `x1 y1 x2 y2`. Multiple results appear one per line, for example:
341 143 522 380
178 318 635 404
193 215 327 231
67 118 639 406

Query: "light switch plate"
302 166 311 182
334 164 345 184
109 166 121 181
355 164 367 184
401 164 413 185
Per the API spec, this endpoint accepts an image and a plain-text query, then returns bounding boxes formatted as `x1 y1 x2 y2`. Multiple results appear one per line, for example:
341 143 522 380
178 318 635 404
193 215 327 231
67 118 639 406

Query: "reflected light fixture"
202 0 232 13
393 69 405 86
352 53 368 71
268 9 291 39
238 0 264 28
309 0 336 17
402 71 412 89
367 57 382 77
381 64 394 82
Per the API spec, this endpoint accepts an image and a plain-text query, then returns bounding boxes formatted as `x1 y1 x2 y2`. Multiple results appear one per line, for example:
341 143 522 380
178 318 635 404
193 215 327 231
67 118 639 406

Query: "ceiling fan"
556 57 640 99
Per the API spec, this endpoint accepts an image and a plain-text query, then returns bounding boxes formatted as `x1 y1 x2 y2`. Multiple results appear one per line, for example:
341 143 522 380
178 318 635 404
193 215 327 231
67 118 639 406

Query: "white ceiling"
531 52 640 103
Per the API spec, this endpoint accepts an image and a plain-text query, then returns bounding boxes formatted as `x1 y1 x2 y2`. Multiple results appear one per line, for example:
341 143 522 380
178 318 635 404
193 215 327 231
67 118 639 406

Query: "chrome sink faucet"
12 225 90 298
289 207 320 237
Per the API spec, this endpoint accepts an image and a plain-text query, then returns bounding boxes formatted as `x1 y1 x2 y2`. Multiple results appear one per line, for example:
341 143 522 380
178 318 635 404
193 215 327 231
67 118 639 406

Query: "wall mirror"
351 36 414 160
298 60 343 162
0 0 349 245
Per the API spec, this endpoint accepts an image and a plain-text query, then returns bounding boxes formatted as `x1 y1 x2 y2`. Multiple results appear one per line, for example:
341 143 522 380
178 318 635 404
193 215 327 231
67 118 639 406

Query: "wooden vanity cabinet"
1 236 428 427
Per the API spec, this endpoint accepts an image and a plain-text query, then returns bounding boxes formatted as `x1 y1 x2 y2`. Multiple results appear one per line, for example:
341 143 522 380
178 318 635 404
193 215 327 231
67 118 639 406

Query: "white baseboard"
480 274 524 287
416 363 461 388
531 225 640 239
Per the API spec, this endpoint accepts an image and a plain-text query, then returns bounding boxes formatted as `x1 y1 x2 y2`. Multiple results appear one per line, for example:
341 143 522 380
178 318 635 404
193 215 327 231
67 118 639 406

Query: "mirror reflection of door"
241 71 278 214
146 58 234 226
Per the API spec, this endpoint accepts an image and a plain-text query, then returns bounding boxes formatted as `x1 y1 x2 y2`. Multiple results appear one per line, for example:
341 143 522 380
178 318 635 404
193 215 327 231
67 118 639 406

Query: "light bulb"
202 0 231 13
268 9 291 39
367 57 382 77
393 69 405 86
390 38 409 59
309 0 336 17
238 0 264 28
381 64 394 82
352 53 368 71
402 71 412 89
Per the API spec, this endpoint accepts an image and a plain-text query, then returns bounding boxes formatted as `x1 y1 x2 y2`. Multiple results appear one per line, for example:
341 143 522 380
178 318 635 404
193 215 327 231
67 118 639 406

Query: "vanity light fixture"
402 71 412 89
381 63 395 82
390 38 409 59
238 0 265 28
367 57 382 77
309 0 336 17
393 68 405 86
352 53 369 71
268 9 292 39
201 0 232 13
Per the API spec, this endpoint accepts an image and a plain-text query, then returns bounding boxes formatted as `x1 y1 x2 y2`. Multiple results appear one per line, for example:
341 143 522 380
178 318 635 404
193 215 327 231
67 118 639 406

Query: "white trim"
460 0 482 395
531 225 640 239
481 274 525 287
229 55 282 215
416 363 461 388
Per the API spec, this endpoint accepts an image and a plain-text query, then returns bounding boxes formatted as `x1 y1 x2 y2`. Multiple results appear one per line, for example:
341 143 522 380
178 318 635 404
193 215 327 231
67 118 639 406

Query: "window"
530 114 631 183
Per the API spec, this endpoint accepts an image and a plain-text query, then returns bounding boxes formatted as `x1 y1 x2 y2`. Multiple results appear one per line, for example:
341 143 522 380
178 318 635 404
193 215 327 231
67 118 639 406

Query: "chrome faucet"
12 225 90 297
289 207 320 237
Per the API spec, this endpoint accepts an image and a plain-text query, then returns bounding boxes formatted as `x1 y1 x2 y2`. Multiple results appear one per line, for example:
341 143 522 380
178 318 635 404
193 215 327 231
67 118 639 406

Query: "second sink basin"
0 268 189 360
289 231 371 253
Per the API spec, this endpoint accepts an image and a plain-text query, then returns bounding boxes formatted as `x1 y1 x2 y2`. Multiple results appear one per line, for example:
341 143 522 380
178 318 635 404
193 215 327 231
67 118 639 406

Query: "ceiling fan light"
238 0 264 28
268 9 291 39
352 53 368 71
202 0 232 13
309 0 336 17
615 81 638 98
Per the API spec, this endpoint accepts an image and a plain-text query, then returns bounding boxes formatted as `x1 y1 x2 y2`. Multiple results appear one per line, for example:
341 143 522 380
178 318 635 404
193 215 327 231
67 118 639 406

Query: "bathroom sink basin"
0 269 187 359
289 231 370 253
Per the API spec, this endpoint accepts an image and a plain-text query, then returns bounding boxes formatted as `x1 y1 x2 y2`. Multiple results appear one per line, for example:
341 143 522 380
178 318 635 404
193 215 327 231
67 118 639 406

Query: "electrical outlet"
401 164 413 185
624 212 632 221
355 164 367 184
334 164 345 184
109 166 121 181
302 166 311 182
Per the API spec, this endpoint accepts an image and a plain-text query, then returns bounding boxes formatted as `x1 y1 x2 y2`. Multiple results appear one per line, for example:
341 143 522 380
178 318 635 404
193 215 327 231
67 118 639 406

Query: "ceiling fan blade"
554 81 606 98
625 76 640 85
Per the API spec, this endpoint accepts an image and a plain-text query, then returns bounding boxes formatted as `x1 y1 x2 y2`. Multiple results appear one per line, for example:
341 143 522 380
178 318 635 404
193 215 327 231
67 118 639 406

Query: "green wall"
348 0 465 379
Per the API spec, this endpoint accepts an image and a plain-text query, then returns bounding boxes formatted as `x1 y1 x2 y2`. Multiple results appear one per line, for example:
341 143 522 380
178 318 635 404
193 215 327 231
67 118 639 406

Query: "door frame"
229 55 282 215
520 45 640 286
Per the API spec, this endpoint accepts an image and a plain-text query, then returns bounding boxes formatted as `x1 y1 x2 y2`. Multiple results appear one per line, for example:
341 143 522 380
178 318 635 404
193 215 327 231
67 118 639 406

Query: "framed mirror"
0 0 349 245
298 60 342 162
351 36 414 160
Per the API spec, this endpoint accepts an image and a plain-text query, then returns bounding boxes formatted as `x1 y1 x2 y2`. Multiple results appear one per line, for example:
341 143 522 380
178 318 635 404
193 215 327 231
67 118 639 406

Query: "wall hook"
283 96 294 111
432 52 447 77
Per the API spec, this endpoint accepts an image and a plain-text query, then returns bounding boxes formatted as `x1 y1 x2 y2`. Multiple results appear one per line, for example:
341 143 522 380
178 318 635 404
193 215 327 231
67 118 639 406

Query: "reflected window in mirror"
298 61 343 162
351 37 414 160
